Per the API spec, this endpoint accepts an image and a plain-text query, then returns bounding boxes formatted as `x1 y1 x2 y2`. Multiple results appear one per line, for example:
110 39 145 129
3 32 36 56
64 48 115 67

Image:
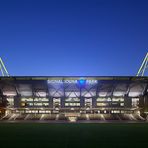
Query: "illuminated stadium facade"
0 76 148 121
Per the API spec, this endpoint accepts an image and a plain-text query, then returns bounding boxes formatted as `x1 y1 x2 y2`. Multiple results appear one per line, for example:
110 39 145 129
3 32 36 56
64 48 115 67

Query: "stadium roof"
0 76 147 98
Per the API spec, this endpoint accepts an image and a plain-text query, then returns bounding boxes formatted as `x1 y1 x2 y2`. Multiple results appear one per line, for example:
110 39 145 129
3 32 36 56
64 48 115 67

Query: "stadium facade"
0 76 148 121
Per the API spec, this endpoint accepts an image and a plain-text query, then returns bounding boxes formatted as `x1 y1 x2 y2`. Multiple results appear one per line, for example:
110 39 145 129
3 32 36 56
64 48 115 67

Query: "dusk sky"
0 0 148 76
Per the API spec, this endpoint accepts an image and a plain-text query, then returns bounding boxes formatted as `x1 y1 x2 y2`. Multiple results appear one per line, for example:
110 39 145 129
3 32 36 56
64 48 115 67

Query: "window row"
65 103 80 107
97 103 124 107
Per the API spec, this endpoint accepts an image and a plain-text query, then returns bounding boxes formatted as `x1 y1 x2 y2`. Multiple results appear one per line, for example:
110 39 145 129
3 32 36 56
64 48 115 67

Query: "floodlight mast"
136 52 148 76
0 57 9 76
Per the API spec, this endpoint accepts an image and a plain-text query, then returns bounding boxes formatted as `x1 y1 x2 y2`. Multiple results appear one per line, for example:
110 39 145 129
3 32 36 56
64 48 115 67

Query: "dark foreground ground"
0 122 148 148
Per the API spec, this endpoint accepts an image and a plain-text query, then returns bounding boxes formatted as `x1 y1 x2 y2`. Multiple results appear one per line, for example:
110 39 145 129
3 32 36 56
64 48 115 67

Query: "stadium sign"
47 79 97 84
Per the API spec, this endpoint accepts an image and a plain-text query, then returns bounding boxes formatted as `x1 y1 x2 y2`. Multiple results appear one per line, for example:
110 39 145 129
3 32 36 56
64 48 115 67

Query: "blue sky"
0 0 148 76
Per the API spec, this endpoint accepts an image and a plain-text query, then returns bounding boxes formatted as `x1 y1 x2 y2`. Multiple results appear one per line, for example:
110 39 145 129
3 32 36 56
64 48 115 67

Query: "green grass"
0 123 148 148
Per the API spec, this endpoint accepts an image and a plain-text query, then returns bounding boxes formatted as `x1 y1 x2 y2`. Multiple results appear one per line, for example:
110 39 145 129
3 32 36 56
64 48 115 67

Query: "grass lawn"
0 123 148 148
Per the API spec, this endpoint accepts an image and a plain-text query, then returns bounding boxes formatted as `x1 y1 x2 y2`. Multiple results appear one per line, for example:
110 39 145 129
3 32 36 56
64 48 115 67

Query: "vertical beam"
93 81 99 108
0 57 9 76
14 96 21 108
47 80 53 108
139 96 144 109
61 79 65 108
137 52 148 76
80 83 84 108
143 85 148 113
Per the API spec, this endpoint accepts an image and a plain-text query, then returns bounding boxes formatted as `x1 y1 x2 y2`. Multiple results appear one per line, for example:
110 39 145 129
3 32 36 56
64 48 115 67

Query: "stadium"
0 52 147 122
1 2 148 148
0 53 148 122
0 76 148 122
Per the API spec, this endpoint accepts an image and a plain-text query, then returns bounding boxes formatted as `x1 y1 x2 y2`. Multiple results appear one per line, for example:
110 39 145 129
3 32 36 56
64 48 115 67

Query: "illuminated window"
39 110 51 113
18 110 24 113
53 98 61 107
7 98 14 107
31 110 38 113
39 110 45 113
65 103 80 106
28 103 33 106
21 98 33 101
85 98 92 107
33 102 49 106
42 103 49 106
85 98 92 102
97 103 109 106
26 110 32 113
97 98 111 102
26 110 39 113
132 98 139 107
65 98 80 102
53 98 61 102
111 110 120 113
34 98 48 101
34 103 43 106
21 102 26 107
112 98 124 102
120 103 124 106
